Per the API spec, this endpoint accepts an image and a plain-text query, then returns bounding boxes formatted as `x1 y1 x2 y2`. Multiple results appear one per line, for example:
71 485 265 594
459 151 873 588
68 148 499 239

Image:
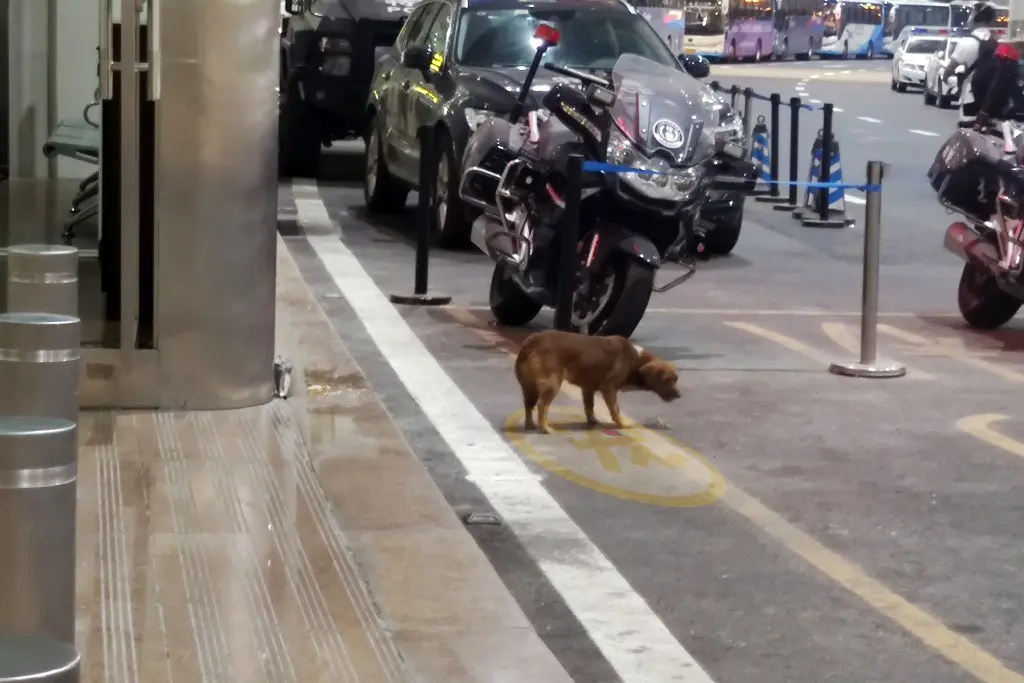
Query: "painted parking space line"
504 406 726 508
957 414 1024 459
443 308 1024 683
845 193 867 205
878 325 1024 383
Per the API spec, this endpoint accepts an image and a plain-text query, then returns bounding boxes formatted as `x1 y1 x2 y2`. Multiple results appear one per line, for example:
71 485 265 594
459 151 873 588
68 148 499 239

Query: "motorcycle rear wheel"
957 263 1021 329
576 256 655 339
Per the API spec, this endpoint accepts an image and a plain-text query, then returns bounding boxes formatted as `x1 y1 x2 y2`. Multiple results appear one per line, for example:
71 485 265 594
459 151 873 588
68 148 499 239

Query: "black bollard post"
817 103 834 222
768 93 781 196
729 84 740 109
773 97 801 211
388 126 452 306
554 155 583 332
757 93 786 204
741 87 755 147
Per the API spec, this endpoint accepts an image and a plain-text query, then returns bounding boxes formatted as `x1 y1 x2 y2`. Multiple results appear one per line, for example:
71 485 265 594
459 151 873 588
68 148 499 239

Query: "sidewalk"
72 235 574 683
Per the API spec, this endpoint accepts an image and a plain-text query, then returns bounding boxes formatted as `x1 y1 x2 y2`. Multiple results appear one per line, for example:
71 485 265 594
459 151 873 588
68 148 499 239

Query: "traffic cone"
793 130 854 228
750 115 772 194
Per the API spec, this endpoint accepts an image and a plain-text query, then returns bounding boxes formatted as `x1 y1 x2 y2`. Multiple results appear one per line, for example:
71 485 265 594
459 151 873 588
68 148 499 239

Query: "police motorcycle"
459 25 757 338
929 41 1024 329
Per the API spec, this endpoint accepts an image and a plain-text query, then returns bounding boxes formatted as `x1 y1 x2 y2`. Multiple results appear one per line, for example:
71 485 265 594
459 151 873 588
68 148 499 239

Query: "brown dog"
514 330 681 433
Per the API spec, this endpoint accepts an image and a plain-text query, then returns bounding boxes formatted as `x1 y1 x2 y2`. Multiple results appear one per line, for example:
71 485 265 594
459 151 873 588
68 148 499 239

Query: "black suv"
279 0 416 177
363 0 737 247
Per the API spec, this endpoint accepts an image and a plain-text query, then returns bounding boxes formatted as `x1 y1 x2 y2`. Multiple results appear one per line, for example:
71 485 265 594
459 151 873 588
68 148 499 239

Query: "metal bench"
41 119 99 166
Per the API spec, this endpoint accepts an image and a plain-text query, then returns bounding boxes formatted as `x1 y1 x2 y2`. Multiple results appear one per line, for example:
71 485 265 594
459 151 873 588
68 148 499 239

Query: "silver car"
891 35 946 92
923 37 963 108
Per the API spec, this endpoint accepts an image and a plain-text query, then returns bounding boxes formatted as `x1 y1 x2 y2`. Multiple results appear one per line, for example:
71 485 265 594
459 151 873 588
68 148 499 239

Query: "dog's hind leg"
536 383 561 435
601 388 626 428
522 385 539 430
582 390 598 427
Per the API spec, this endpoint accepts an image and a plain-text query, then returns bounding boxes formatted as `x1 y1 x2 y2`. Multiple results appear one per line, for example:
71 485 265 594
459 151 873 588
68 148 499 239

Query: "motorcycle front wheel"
574 255 656 338
957 262 1022 329
490 264 543 327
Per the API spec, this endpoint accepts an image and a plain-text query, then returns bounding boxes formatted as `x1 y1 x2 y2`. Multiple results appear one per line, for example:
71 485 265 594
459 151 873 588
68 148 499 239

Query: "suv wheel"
364 115 409 212
433 129 470 248
279 79 322 178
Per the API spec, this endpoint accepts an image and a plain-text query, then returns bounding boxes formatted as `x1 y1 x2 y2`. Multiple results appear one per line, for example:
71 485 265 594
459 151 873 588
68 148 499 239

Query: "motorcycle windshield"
610 53 721 165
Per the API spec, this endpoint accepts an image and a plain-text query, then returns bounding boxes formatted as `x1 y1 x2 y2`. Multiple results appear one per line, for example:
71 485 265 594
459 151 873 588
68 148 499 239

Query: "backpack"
965 33 1015 116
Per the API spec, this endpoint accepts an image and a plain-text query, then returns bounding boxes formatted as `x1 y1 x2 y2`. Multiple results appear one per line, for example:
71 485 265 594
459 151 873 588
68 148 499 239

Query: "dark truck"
280 0 415 177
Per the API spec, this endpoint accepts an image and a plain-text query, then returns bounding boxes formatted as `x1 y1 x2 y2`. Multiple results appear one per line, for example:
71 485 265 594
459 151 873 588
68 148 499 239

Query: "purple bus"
772 0 825 59
679 0 776 61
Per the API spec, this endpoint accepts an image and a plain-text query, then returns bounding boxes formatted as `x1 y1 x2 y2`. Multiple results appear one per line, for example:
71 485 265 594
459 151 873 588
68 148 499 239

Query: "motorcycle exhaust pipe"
944 222 1003 276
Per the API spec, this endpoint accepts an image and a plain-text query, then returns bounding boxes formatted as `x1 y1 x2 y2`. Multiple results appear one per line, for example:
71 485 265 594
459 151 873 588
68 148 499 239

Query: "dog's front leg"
601 388 626 428
582 390 598 427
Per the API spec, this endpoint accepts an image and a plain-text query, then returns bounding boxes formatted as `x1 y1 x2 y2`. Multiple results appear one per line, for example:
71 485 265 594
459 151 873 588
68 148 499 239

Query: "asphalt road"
282 62 1024 683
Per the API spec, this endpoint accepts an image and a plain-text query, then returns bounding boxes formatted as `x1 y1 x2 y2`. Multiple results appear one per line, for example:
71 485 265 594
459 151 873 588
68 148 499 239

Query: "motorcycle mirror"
533 23 561 47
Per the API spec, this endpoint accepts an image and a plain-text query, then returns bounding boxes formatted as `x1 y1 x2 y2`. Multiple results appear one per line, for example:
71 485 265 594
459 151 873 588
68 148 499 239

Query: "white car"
891 35 946 92
923 37 963 108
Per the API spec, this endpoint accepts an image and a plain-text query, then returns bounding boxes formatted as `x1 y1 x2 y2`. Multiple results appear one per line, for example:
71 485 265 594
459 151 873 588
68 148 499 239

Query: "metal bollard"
0 418 78 645
829 161 906 379
0 313 80 423
554 154 583 332
756 94 786 203
741 87 755 151
387 126 451 307
6 245 79 317
816 103 835 221
773 97 802 212
0 635 79 682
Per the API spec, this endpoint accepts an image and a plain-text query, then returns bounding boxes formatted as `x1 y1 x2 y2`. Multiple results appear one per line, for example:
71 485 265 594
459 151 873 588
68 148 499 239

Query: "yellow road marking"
879 325 1024 383
725 321 835 366
821 322 934 380
444 308 1024 683
504 408 726 507
957 414 1024 459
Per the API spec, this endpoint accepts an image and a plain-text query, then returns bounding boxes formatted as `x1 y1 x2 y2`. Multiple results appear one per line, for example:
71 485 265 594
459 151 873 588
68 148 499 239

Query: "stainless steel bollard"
0 418 78 645
829 161 906 379
6 245 79 317
0 313 80 423
0 635 79 683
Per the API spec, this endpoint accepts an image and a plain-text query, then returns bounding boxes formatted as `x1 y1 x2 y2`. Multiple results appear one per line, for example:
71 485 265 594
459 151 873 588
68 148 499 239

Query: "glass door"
98 0 158 356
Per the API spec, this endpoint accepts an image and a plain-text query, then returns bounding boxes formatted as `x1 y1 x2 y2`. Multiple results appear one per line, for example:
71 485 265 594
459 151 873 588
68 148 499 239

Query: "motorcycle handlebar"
542 62 611 89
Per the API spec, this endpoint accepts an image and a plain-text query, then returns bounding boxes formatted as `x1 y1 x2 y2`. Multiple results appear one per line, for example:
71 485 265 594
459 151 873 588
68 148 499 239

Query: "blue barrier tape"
580 160 880 192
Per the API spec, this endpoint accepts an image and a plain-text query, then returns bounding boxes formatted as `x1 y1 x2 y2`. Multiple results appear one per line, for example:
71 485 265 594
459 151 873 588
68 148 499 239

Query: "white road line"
833 107 845 112
810 98 822 104
909 129 940 136
295 182 717 683
857 116 882 123
845 193 867 205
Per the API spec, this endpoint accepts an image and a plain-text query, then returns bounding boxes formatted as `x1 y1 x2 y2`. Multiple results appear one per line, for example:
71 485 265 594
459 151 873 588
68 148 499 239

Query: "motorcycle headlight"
606 129 702 201
465 108 497 132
